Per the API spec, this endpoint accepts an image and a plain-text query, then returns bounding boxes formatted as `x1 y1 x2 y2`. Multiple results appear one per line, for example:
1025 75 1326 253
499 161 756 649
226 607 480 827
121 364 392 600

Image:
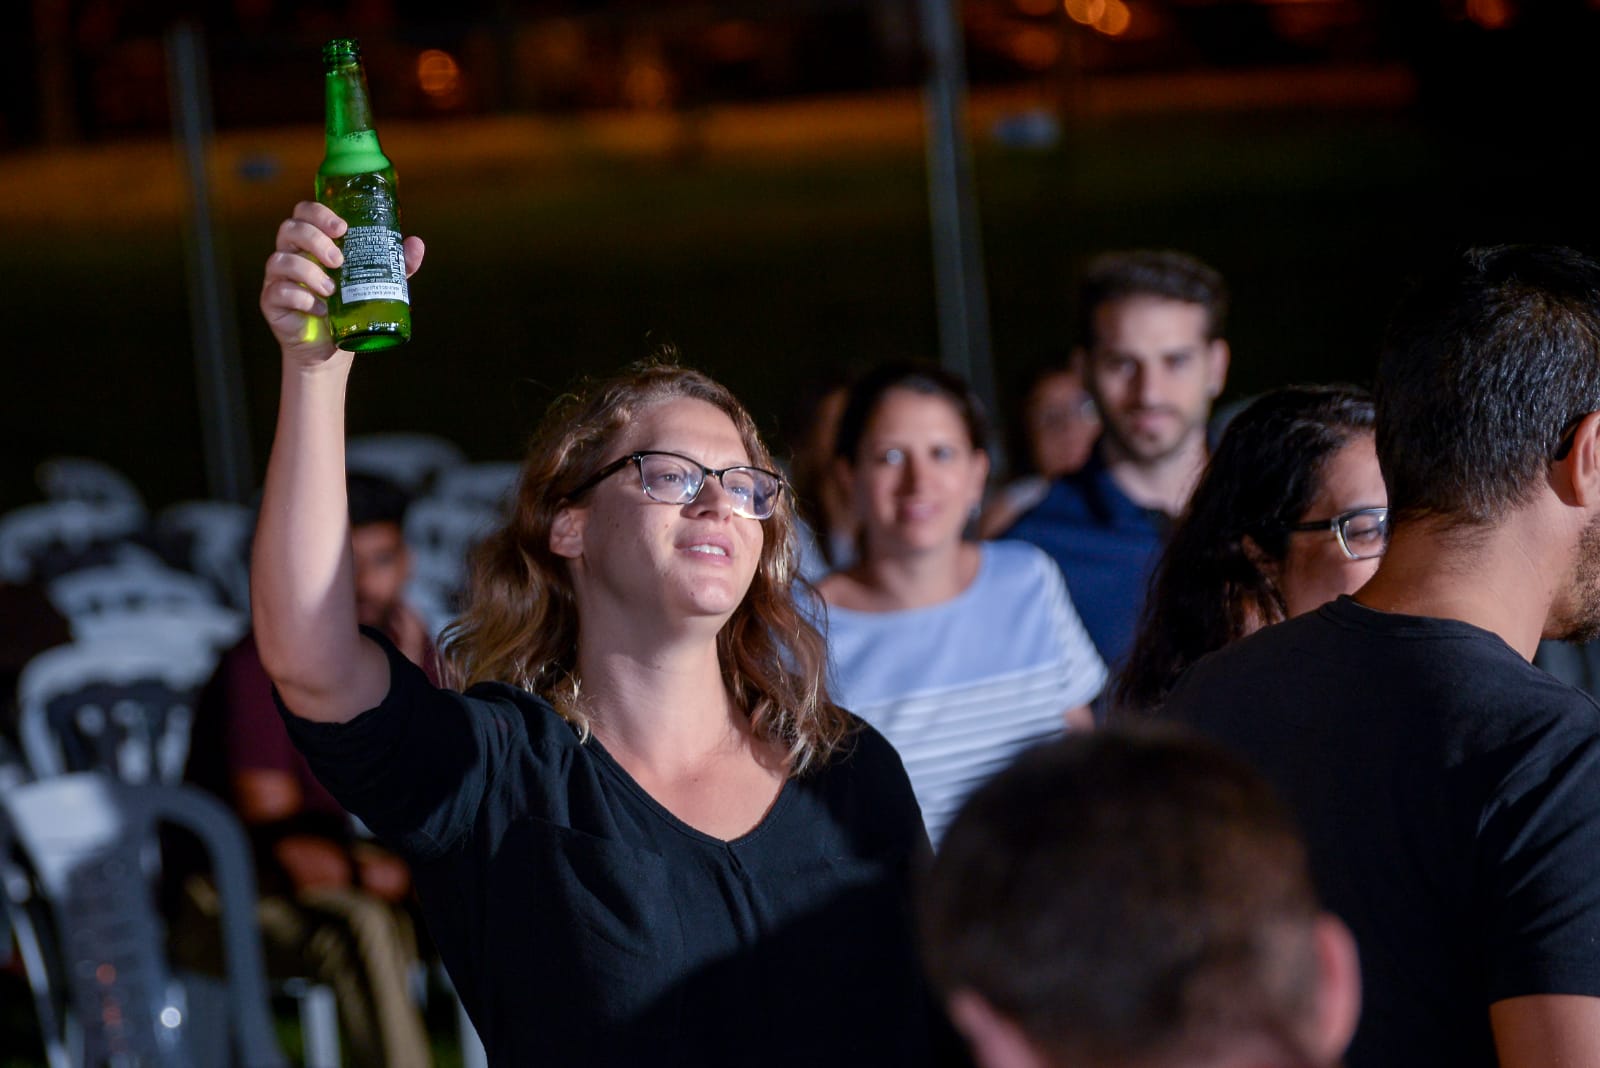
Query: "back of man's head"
1078 250 1230 347
1377 244 1600 529
921 726 1359 1068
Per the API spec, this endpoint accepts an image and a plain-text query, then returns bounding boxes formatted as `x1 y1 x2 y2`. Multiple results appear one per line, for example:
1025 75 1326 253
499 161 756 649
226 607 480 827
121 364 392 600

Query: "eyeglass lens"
1338 509 1389 560
637 453 779 519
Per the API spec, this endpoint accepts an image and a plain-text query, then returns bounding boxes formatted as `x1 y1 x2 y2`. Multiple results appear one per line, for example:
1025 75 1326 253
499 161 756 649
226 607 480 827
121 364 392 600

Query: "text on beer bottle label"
339 225 410 305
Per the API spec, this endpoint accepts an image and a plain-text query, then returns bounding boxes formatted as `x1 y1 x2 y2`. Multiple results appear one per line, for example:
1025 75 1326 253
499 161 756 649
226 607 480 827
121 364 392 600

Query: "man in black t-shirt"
1159 245 1600 1068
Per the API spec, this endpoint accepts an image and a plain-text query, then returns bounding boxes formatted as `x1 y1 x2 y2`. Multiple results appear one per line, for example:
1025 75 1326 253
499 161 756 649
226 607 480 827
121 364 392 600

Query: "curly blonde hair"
440 358 851 774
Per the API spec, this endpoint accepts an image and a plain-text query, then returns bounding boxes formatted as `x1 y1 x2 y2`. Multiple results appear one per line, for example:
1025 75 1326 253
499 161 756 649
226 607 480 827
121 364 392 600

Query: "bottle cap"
323 38 361 66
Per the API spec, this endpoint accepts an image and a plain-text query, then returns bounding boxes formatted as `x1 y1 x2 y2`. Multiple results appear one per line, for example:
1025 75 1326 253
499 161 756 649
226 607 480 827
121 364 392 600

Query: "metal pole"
167 22 252 504
917 0 998 424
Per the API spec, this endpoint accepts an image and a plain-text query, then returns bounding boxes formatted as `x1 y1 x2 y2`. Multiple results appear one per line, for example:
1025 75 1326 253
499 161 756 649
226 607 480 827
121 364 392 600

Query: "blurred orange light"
1011 26 1062 69
623 62 672 110
1097 0 1132 35
1067 0 1131 35
1466 0 1514 28
416 50 462 98
704 20 763 63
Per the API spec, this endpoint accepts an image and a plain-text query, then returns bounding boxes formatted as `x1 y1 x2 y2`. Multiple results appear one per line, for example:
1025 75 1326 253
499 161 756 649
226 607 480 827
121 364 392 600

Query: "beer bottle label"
339 225 409 304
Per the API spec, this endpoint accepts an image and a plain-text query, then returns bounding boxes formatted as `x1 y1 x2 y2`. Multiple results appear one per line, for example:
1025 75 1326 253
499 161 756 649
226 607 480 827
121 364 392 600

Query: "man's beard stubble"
1558 513 1600 644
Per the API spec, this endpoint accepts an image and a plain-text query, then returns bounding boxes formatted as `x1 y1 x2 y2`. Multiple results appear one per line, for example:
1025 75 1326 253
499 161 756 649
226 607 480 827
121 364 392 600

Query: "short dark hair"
1377 244 1600 528
346 472 411 529
832 361 990 463
1116 384 1376 712
1078 250 1229 348
922 726 1326 1068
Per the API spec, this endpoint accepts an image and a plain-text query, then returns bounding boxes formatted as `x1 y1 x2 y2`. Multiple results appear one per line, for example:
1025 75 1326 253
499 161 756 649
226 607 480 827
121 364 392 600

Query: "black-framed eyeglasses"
566 451 784 520
1283 506 1390 561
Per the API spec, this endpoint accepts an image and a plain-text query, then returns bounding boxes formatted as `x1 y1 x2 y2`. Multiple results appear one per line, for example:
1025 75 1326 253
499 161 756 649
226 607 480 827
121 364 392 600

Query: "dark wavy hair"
832 361 990 464
1114 384 1375 713
1078 249 1229 347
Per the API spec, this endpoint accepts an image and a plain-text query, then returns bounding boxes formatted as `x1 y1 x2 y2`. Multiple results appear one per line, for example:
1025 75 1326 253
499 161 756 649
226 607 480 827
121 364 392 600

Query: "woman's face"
1027 369 1100 477
552 396 765 630
1275 432 1387 619
845 387 989 560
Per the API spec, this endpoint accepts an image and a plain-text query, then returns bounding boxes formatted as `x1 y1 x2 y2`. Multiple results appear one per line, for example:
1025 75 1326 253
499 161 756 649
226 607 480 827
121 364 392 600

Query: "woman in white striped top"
815 363 1106 844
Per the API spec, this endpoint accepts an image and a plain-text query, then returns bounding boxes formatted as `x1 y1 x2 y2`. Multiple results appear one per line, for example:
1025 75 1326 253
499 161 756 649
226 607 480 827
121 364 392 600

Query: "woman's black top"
280 629 953 1066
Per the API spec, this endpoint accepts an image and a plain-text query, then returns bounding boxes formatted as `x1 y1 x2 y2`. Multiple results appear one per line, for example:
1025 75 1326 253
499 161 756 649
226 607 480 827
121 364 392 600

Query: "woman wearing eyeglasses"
1114 384 1387 714
815 362 1106 845
253 204 952 1066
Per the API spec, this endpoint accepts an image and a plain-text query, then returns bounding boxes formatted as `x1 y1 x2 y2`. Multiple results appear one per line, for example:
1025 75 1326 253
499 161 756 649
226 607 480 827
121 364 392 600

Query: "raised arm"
252 201 425 723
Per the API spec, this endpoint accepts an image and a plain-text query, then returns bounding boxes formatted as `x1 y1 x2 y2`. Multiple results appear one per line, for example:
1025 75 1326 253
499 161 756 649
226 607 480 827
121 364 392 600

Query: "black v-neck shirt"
281 630 953 1066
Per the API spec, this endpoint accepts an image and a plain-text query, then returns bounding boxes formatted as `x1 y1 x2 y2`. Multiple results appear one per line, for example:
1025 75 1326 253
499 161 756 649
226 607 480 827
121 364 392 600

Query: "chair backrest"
403 496 499 590
36 456 146 516
401 496 500 638
47 563 220 624
429 461 521 512
0 773 286 1068
68 602 247 655
0 500 146 584
18 639 219 785
346 432 467 496
154 501 257 611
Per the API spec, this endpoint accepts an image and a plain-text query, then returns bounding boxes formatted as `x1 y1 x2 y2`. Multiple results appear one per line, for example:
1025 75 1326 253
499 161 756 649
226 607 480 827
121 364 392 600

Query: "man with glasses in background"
1157 245 1600 1068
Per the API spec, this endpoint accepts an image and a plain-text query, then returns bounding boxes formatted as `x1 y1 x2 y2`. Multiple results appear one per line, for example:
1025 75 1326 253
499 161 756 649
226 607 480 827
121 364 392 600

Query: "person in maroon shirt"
192 472 439 1068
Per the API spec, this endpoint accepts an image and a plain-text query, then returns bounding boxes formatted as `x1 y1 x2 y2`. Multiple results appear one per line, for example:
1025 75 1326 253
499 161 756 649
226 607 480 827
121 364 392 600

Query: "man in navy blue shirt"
1002 250 1230 670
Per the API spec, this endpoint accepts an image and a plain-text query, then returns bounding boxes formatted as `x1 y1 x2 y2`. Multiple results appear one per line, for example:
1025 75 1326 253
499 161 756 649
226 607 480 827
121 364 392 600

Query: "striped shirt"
820 541 1106 845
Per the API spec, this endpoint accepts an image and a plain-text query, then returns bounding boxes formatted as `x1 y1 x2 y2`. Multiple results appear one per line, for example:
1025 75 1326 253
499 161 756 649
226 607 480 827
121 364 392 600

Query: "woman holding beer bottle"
255 203 954 1066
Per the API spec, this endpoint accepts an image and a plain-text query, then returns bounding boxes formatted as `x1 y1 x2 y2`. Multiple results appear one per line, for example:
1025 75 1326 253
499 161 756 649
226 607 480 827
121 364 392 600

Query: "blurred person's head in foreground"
921 725 1360 1068
1115 385 1384 712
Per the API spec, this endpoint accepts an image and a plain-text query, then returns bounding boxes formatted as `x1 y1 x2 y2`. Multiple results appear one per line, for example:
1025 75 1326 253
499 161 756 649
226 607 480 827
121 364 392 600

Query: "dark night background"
3 0 1598 511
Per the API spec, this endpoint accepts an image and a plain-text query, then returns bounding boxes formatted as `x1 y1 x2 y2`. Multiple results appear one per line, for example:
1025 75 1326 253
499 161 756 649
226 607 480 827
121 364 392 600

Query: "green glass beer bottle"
316 38 410 351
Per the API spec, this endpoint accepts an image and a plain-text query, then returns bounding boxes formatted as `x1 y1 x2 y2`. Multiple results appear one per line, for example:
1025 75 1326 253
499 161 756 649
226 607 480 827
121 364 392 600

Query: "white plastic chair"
154 500 257 611
404 498 498 590
14 643 343 1066
346 432 467 496
0 773 288 1068
401 497 500 638
0 500 146 583
430 461 521 513
17 638 219 786
70 603 247 656
35 455 146 516
47 563 220 625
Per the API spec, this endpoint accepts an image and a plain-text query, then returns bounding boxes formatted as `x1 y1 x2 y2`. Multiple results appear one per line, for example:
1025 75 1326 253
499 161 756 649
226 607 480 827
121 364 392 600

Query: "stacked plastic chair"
0 773 287 1068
